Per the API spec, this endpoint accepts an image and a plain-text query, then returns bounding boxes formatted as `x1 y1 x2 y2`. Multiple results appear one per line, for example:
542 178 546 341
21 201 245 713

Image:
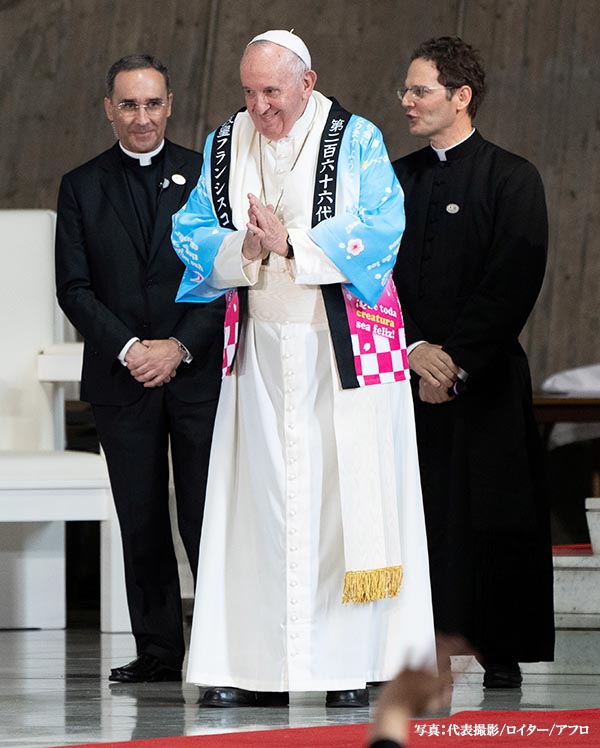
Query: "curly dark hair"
410 36 486 118
105 54 171 99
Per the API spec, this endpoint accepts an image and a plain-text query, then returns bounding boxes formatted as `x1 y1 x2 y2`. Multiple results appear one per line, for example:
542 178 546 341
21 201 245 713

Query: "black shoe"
108 653 181 683
483 662 522 689
326 688 369 707
201 686 289 707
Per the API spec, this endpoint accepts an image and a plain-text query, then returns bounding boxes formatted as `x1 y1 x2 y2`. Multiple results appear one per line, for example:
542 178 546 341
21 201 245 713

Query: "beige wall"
1 0 598 385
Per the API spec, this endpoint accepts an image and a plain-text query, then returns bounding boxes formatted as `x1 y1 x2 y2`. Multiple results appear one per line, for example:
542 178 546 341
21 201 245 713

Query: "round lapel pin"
446 203 460 214
172 173 186 185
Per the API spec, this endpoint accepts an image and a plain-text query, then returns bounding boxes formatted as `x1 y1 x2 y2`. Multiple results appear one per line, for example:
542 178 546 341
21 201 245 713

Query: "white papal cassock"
174 92 435 691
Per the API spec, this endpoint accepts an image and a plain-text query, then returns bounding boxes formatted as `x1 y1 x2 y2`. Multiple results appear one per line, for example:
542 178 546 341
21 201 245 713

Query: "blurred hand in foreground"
369 636 474 747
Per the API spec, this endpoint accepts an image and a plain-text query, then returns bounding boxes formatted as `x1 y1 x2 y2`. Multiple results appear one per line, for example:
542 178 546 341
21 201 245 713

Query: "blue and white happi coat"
172 91 410 390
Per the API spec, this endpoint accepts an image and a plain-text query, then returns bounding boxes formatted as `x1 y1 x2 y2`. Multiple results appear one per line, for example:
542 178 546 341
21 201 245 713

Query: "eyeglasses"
397 85 454 101
114 100 168 117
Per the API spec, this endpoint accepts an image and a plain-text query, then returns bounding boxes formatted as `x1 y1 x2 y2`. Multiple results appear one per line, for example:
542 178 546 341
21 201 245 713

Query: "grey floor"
1 626 599 748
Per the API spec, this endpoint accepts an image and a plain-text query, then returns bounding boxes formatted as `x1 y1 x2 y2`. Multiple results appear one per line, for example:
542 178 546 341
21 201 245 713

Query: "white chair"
0 209 129 632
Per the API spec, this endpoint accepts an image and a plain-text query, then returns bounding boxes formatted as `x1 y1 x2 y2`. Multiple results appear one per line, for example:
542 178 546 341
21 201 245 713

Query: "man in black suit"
55 54 224 683
393 37 554 688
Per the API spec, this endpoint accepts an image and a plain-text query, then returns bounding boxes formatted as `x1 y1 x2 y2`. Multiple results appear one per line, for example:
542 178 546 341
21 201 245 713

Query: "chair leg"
100 498 131 633
0 522 65 629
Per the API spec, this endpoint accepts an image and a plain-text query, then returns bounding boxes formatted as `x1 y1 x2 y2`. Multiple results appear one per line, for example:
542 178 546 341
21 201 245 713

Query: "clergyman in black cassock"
393 37 554 688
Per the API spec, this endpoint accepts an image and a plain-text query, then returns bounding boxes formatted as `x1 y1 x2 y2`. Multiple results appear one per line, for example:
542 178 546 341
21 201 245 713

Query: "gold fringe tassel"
342 565 404 604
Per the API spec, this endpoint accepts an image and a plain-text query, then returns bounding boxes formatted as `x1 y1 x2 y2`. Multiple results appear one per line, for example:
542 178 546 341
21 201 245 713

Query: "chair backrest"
0 210 60 450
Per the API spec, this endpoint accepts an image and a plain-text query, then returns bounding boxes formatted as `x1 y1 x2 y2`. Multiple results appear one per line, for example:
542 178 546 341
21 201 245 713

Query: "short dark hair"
105 54 171 99
410 36 486 118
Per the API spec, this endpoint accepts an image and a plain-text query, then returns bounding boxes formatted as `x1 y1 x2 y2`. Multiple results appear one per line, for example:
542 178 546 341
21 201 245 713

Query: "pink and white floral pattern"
346 238 364 256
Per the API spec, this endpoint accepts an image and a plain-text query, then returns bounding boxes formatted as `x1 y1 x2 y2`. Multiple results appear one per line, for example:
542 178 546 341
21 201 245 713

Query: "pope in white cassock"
171 30 435 708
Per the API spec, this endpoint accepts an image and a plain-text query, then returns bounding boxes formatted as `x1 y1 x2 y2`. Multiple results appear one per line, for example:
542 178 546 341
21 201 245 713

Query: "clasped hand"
242 193 288 260
408 342 459 404
125 339 184 388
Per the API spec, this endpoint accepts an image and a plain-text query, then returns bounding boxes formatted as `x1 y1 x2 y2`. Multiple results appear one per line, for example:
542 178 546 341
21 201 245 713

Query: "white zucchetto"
247 29 312 69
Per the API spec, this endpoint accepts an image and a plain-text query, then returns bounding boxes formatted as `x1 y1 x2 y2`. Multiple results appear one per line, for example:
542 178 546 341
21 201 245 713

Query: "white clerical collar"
119 140 165 166
431 128 475 161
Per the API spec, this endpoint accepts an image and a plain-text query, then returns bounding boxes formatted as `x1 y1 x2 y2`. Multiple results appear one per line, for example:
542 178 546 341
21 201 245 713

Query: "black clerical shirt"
120 147 165 252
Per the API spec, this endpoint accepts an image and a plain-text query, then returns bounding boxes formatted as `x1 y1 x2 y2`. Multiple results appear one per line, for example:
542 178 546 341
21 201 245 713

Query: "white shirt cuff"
213 232 263 287
169 337 193 364
407 340 426 355
118 337 140 365
290 229 348 285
